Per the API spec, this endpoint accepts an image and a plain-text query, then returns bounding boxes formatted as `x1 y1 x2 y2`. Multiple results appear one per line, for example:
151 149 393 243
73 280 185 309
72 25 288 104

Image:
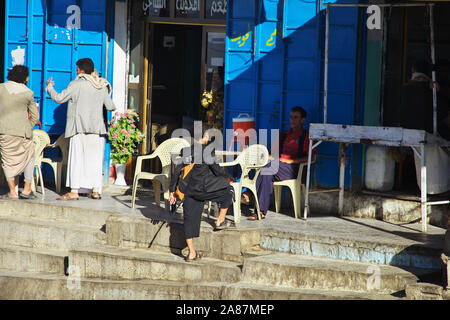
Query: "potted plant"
107 110 145 186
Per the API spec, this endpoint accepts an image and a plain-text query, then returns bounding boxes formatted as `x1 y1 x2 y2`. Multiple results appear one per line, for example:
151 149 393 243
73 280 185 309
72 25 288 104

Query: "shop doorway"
382 3 450 192
148 23 202 148
146 23 226 151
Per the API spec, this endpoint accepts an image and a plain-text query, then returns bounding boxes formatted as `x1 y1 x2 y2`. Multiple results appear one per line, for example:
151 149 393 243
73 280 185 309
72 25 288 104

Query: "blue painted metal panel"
314 1 362 187
4 0 112 134
225 0 283 151
255 0 282 139
224 0 256 148
4 0 115 184
43 0 109 134
4 0 46 121
225 0 365 187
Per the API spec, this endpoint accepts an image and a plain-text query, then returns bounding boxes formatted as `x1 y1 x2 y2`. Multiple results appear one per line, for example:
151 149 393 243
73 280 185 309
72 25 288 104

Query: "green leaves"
107 111 145 165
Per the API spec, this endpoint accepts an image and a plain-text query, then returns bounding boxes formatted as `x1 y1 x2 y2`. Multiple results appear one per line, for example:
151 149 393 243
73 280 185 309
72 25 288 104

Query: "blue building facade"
3 0 116 182
224 0 367 188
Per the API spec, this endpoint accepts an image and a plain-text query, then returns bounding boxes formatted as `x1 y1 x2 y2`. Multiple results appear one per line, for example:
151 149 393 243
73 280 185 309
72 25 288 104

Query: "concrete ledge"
260 230 443 270
0 200 113 228
0 245 66 274
0 269 402 300
405 283 444 300
69 246 242 283
223 282 402 300
0 216 106 251
105 214 260 263
0 269 217 300
308 191 449 228
242 253 418 294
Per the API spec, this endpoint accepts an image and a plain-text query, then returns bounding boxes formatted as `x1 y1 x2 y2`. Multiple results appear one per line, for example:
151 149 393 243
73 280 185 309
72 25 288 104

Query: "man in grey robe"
46 58 116 200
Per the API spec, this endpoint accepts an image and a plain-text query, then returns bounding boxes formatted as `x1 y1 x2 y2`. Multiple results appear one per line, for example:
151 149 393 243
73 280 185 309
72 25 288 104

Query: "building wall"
225 0 366 188
3 0 116 183
113 0 129 114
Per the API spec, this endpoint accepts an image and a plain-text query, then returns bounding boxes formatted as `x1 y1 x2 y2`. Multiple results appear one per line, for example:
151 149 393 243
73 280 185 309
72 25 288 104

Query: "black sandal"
19 192 37 200
214 219 232 231
185 252 202 262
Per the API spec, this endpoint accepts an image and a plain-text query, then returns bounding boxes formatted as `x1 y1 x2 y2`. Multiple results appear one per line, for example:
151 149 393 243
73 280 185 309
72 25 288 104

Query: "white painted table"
303 123 450 232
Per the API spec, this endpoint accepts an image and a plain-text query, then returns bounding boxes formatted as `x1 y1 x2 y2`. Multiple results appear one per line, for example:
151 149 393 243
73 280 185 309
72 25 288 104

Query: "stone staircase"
0 197 445 300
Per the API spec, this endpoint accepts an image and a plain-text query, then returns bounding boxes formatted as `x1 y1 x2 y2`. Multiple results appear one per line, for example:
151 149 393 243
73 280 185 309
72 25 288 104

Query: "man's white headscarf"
76 69 112 95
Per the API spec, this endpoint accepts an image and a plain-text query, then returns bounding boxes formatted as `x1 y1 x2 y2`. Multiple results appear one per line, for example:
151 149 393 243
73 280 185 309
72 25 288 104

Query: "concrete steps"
0 199 113 228
106 214 260 263
222 282 402 300
242 252 421 294
0 244 66 274
68 245 242 283
259 216 444 270
0 215 106 251
0 269 403 300
308 190 449 228
0 198 443 299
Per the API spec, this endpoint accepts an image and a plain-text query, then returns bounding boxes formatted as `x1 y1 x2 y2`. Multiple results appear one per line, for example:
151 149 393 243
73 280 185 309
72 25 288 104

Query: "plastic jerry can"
364 145 395 191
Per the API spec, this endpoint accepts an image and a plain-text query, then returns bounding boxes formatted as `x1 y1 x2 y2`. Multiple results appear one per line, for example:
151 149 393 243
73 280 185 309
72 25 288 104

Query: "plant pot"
114 163 127 186
109 165 116 184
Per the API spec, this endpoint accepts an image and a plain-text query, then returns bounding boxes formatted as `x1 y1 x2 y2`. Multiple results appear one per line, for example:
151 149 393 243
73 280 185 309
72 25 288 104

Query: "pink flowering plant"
107 111 145 164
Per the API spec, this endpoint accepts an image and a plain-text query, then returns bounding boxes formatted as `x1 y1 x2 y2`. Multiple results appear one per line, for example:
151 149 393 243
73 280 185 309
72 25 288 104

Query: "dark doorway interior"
383 4 450 128
150 23 202 130
382 4 450 193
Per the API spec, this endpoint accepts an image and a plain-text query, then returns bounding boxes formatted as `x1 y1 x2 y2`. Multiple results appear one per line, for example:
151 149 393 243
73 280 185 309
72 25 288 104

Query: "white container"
413 146 450 194
114 163 127 186
364 146 395 191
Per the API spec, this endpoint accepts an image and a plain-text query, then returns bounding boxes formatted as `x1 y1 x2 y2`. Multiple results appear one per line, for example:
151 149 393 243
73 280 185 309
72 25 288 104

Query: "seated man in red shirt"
247 106 315 220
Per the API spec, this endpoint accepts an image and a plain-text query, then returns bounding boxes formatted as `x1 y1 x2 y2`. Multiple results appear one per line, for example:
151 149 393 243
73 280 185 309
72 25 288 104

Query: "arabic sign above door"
205 0 227 19
142 0 170 17
175 0 201 18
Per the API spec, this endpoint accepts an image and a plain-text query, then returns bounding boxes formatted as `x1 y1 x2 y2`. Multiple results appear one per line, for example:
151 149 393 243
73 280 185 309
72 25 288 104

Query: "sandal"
88 193 102 200
185 252 202 262
57 193 79 201
247 213 265 221
214 219 232 231
19 192 37 200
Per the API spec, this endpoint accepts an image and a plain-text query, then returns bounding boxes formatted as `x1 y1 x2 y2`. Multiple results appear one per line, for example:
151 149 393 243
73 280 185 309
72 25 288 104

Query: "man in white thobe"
46 58 116 200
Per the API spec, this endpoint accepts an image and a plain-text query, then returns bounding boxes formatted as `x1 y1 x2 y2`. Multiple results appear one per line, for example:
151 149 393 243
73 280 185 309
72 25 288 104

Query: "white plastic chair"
41 134 69 194
31 129 51 197
273 157 316 219
131 137 191 209
219 144 269 224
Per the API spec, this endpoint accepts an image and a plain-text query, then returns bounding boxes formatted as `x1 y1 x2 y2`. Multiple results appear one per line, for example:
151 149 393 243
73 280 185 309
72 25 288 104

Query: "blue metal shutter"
224 0 257 141
314 2 362 187
224 0 364 187
4 0 46 118
4 0 115 184
43 0 110 134
4 0 113 135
